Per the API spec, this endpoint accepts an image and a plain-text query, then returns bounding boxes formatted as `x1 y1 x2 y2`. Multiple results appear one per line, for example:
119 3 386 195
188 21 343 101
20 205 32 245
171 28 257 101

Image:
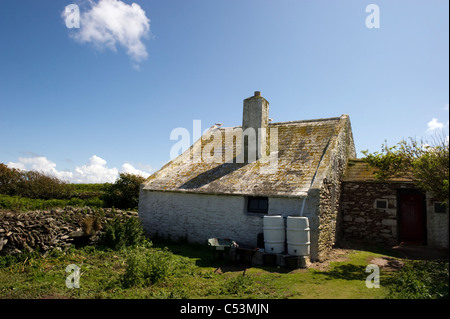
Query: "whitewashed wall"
426 192 449 249
138 190 318 253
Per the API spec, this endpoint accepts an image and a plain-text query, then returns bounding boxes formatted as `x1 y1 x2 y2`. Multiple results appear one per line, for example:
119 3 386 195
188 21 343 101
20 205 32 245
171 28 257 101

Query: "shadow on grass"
152 239 227 268
313 264 367 281
151 239 292 274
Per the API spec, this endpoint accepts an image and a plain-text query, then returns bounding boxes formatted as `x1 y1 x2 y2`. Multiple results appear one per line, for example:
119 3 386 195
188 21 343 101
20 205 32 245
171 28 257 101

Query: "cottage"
339 159 449 250
139 92 356 261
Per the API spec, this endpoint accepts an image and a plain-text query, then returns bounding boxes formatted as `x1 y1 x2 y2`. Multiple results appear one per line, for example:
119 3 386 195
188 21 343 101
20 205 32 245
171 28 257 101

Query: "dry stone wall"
339 182 412 246
0 207 137 255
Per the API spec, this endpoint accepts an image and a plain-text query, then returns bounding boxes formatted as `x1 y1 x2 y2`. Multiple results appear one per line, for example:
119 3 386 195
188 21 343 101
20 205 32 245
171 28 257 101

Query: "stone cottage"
139 91 356 261
339 159 449 249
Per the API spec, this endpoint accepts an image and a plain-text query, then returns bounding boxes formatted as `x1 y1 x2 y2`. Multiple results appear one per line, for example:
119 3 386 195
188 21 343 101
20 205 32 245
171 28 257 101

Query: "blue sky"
0 0 448 183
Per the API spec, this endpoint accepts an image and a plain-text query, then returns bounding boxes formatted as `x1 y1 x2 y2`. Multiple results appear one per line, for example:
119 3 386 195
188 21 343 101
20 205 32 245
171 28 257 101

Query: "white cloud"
65 0 151 65
7 155 153 184
121 162 151 178
426 118 445 133
73 155 119 183
7 157 74 181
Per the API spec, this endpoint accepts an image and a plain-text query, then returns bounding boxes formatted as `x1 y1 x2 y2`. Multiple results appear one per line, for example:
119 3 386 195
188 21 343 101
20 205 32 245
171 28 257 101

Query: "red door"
399 193 425 244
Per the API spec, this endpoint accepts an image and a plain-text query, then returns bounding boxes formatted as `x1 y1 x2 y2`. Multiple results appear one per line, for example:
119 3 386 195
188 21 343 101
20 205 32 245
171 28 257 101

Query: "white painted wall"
139 190 261 246
138 190 319 255
426 193 449 249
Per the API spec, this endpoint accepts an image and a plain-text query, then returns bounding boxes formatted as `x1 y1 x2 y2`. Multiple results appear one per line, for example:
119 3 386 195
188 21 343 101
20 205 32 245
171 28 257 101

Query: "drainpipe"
300 196 307 217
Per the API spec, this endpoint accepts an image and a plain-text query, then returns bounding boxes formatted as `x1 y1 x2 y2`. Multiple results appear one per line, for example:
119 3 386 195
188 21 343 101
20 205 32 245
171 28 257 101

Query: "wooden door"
399 193 425 244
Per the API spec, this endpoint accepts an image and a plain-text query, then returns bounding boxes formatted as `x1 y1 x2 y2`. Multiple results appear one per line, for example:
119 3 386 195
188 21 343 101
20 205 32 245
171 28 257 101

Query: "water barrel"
263 215 285 254
286 216 310 256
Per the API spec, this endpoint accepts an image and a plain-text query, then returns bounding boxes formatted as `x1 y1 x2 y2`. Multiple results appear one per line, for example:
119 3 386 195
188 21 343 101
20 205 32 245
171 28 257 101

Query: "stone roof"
342 159 414 183
142 115 355 197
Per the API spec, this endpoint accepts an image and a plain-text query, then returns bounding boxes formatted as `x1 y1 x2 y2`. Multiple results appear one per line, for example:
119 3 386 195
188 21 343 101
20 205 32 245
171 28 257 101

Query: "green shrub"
84 197 104 208
0 163 72 200
1 163 111 208
387 260 449 299
223 275 255 295
121 248 173 288
100 215 147 250
102 173 145 210
68 198 85 207
0 194 85 211
42 199 66 209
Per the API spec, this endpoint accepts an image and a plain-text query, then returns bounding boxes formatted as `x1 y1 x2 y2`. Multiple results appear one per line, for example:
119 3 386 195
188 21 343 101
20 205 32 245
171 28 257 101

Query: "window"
375 199 388 210
247 197 268 214
434 202 447 214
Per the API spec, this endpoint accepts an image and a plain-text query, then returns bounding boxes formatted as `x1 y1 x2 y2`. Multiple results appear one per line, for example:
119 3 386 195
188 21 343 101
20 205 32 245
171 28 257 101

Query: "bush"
85 197 104 208
121 248 174 288
387 260 449 299
0 194 58 211
223 275 255 295
0 164 72 200
103 173 146 210
100 214 147 250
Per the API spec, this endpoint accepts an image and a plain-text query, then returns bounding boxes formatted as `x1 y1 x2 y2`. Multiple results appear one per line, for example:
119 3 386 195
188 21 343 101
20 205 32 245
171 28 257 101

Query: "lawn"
0 242 397 300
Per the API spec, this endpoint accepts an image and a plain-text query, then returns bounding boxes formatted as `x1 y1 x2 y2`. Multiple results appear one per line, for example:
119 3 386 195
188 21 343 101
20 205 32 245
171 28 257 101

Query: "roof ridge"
269 116 342 125
213 116 343 130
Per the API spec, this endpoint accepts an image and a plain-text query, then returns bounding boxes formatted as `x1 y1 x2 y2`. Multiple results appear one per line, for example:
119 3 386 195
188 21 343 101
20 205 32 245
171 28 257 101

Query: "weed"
223 274 255 295
100 215 148 250
386 259 449 299
121 248 174 288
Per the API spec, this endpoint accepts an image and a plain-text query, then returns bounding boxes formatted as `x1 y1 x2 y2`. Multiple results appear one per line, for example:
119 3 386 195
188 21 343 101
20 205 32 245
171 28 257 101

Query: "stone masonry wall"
0 207 137 255
316 115 356 261
318 178 341 260
339 182 413 246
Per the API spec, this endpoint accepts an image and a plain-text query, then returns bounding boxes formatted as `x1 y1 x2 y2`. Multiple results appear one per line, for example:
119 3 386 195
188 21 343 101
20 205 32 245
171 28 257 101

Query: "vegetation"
0 243 386 299
100 214 148 250
387 259 449 299
0 163 72 199
0 213 448 299
102 173 146 210
362 135 449 204
0 194 104 211
120 247 194 289
1 163 448 300
0 163 146 211
2 240 447 299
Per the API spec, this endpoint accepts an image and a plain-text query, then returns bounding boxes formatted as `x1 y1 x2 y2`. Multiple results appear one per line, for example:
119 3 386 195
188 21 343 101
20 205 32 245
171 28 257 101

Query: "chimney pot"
254 91 261 97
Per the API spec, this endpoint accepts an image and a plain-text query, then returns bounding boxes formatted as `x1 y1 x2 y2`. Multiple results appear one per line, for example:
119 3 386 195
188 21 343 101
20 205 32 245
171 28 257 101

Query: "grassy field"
0 242 399 299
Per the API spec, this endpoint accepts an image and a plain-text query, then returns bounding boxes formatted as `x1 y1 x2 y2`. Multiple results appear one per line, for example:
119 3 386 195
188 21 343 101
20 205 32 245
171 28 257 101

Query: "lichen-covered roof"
342 159 414 183
143 115 353 197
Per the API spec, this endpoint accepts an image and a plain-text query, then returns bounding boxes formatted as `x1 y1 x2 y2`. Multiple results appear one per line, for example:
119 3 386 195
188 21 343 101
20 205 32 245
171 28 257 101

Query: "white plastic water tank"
286 216 310 256
263 215 285 254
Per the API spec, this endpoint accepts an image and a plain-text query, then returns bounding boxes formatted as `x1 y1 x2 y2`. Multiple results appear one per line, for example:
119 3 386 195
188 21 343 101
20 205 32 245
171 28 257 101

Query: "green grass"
0 194 104 212
0 243 404 299
241 250 392 299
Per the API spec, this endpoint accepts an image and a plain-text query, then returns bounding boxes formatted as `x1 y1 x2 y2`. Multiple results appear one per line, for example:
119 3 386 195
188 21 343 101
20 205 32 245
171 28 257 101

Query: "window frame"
434 202 447 214
374 199 388 210
246 196 269 214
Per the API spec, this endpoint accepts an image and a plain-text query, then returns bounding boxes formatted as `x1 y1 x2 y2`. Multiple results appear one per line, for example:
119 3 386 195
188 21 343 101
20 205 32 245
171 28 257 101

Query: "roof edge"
141 188 309 198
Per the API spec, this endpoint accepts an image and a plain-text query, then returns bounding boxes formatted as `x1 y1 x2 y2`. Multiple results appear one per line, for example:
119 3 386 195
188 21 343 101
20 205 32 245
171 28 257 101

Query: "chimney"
242 91 269 162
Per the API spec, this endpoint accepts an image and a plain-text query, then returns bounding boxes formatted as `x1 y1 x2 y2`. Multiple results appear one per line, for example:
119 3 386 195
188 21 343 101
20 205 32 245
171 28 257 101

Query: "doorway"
397 190 426 245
